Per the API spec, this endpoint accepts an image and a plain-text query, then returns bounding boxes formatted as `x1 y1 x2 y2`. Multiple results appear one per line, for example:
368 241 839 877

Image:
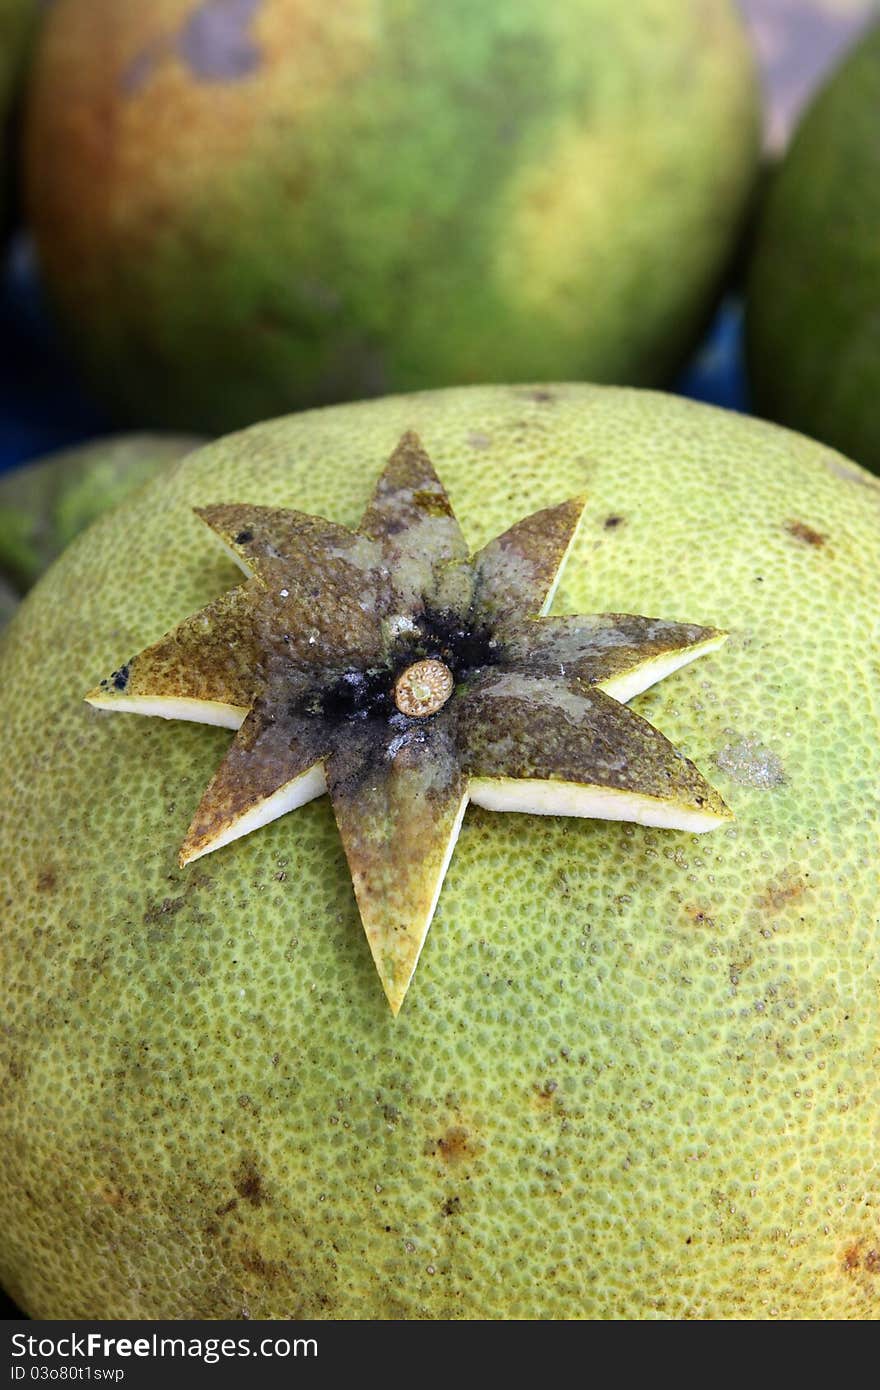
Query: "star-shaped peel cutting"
87 432 731 1014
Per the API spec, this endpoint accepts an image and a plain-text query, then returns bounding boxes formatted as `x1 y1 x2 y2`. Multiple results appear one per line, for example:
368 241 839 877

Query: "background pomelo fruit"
746 21 880 474
1 384 878 1319
0 432 203 592
23 0 758 432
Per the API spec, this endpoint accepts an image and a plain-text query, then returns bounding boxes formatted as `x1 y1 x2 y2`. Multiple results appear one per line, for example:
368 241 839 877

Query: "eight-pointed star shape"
87 432 731 1014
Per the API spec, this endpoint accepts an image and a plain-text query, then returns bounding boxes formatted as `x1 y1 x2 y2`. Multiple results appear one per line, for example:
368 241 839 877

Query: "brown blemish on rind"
532 1079 561 1111
431 1126 472 1164
843 1244 860 1272
683 903 716 928
515 388 556 403
240 1247 283 1280
785 518 827 547
756 876 807 913
233 1155 267 1207
143 895 186 925
36 868 57 893
6 1056 25 1084
603 514 625 529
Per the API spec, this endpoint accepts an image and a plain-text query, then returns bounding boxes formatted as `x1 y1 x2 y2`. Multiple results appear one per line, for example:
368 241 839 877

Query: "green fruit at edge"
0 433 204 595
746 21 880 474
2 385 879 1319
23 0 759 433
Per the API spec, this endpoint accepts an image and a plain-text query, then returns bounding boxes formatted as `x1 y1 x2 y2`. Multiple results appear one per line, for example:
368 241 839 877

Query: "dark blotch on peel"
233 1155 267 1208
785 518 827 547
304 666 395 724
414 608 500 681
296 607 503 728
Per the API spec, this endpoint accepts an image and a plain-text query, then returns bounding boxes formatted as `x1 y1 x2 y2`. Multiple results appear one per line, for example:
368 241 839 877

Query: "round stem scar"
393 659 454 718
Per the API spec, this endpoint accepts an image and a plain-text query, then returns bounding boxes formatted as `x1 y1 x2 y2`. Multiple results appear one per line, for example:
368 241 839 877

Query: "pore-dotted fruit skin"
746 21 880 475
23 0 758 432
1 384 879 1319
0 433 204 591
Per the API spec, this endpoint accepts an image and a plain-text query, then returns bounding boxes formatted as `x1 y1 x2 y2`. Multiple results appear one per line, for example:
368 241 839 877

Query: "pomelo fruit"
1 384 878 1319
23 0 759 433
746 21 880 474
0 432 203 592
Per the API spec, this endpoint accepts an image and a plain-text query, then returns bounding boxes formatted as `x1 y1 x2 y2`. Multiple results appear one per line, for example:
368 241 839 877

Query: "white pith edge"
370 792 470 1016
86 693 249 729
199 519 255 577
181 762 328 865
468 777 730 832
538 497 589 615
597 631 728 704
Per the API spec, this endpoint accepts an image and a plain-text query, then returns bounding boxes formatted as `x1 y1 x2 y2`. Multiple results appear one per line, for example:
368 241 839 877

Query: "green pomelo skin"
1 385 879 1319
746 22 880 474
25 0 758 432
0 433 203 592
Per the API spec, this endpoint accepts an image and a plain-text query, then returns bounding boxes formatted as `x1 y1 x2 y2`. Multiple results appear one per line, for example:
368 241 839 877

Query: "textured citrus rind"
1 384 878 1319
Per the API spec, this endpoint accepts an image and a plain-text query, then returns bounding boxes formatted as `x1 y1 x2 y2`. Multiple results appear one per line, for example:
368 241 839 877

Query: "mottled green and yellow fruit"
24 0 758 432
746 22 880 474
2 385 878 1319
0 433 203 592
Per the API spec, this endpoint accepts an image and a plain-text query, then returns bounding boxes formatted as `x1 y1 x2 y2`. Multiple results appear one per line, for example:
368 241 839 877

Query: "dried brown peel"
87 431 731 1013
497 614 728 703
86 584 260 727
196 504 392 669
327 719 468 1013
460 672 729 833
472 494 588 623
359 431 470 609
180 704 330 866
